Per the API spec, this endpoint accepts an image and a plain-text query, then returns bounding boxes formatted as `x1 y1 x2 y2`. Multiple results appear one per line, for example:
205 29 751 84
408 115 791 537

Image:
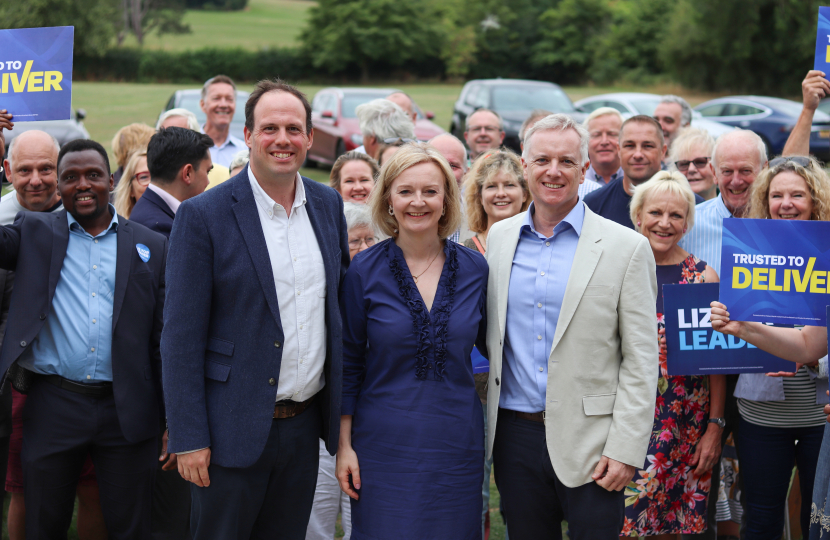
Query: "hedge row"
73 47 318 83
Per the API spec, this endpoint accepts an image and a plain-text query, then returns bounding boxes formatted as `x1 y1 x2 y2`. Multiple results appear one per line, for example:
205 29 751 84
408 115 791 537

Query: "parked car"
307 87 445 166
450 79 586 153
3 108 90 150
695 96 830 158
573 92 734 140
159 89 250 142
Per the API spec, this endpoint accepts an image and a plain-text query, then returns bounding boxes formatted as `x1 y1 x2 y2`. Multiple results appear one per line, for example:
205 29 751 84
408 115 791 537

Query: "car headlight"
350 133 364 146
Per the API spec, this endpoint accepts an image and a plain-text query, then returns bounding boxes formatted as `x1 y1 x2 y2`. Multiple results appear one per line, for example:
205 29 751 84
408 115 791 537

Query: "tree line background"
0 0 822 95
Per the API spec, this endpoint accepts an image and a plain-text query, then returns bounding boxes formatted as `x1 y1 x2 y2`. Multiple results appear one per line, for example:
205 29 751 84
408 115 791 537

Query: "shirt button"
39 313 46 320
537 335 542 340
92 292 96 297
91 347 95 352
87 375 91 379
545 242 550 246
269 378 276 386
92 319 96 324
297 291 301 296
538 366 544 372
293 257 297 261
93 265 97 270
540 271 545 276
300 358 304 364
299 325 303 330
537 303 542 308
274 341 281 348
94 239 98 244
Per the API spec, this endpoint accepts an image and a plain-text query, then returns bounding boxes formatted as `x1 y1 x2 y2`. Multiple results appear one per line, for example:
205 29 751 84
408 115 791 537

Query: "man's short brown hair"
201 74 237 100
621 115 665 148
245 79 313 135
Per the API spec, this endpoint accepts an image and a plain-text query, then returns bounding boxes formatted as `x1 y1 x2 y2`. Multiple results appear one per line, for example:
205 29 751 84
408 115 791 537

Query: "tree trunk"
360 61 369 83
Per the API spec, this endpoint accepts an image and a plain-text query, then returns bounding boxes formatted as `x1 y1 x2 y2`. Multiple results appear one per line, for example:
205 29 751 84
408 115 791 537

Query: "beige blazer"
485 204 658 488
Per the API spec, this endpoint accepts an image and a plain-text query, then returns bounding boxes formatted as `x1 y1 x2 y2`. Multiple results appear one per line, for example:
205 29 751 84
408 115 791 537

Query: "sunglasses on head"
768 156 812 168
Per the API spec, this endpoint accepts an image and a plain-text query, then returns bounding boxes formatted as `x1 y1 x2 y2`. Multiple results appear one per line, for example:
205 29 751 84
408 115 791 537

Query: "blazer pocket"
205 337 234 356
204 360 231 382
583 393 617 416
583 286 613 297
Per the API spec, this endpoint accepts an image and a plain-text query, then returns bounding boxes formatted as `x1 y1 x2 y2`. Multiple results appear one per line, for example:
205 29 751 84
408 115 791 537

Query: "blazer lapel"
147 188 175 219
231 177 283 330
111 216 133 331
48 212 70 303
550 208 602 352
301 182 335 290
496 214 524 338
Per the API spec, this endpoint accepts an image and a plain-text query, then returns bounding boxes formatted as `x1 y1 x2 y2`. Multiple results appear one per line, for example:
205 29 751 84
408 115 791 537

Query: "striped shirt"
678 195 733 274
578 178 603 200
737 367 826 428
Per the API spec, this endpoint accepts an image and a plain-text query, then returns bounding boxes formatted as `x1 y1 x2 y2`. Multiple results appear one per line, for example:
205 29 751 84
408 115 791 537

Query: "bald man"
429 133 472 243
387 92 417 123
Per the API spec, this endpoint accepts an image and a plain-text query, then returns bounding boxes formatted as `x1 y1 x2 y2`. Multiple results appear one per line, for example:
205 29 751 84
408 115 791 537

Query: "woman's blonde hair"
111 123 155 169
329 151 380 193
747 156 830 221
113 151 147 218
629 170 697 233
368 142 462 239
463 149 530 233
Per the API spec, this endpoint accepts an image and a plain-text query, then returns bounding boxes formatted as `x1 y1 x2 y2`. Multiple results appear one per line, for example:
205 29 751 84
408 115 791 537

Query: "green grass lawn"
119 0 314 51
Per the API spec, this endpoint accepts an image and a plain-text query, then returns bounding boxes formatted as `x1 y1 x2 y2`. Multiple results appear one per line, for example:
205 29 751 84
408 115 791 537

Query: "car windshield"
490 86 575 112
341 94 389 118
628 98 662 116
178 93 248 124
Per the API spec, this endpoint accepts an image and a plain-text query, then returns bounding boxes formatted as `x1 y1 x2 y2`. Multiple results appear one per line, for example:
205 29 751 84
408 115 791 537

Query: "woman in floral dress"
620 171 726 538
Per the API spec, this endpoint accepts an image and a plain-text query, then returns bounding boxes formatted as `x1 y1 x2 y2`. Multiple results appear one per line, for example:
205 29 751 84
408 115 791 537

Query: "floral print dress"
622 255 712 536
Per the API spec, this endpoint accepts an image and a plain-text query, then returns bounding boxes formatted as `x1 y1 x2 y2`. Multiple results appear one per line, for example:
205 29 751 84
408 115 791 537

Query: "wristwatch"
708 417 726 429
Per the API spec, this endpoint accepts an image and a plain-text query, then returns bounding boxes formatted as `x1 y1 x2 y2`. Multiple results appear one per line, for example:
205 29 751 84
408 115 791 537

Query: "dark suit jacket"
0 210 168 443
162 167 349 468
130 187 175 239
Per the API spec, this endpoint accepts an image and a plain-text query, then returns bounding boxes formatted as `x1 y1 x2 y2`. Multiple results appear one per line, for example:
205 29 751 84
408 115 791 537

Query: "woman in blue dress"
336 143 488 540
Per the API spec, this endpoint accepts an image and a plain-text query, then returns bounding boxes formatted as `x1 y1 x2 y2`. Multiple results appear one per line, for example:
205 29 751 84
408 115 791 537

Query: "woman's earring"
637 221 641 227
388 205 394 216
683 227 687 233
442 207 446 217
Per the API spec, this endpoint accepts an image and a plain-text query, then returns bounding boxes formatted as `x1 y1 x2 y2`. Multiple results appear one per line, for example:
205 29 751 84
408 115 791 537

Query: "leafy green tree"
117 0 190 46
530 0 610 84
0 0 120 56
299 0 445 81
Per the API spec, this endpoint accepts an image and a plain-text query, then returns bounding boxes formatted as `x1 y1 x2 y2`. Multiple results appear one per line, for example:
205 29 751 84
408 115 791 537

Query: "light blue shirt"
18 206 119 382
678 194 732 274
500 201 584 412
585 164 623 186
202 127 246 169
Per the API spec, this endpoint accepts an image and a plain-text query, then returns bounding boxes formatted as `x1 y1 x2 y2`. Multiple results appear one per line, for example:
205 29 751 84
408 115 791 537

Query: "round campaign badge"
136 243 151 263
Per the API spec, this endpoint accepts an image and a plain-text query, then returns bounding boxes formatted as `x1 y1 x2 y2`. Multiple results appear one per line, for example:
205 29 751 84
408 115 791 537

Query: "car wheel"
336 140 346 159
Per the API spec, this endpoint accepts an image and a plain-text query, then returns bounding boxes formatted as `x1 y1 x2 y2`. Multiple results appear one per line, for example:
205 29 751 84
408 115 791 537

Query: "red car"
307 87 445 166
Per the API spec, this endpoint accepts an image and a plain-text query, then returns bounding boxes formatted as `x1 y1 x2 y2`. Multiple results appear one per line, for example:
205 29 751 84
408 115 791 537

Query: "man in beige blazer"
483 114 658 539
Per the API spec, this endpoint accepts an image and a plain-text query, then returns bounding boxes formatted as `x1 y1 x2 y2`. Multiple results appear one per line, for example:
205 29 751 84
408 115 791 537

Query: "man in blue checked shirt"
0 139 168 539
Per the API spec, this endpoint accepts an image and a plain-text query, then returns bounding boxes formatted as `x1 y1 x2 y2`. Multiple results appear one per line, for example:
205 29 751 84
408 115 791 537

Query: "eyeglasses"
674 157 710 172
132 172 151 186
383 138 416 145
348 236 377 250
467 126 500 134
769 156 812 168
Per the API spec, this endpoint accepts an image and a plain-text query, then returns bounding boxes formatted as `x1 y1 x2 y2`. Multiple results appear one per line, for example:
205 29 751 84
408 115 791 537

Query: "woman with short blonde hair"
337 142 488 539
111 123 155 185
112 151 149 218
629 170 697 233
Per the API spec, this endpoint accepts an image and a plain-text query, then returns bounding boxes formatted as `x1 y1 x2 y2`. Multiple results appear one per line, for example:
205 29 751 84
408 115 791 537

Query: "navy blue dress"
340 239 487 540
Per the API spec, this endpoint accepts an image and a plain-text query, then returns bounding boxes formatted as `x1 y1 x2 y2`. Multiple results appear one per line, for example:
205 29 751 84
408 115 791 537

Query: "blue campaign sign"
0 26 74 122
664 283 791 376
471 346 488 374
719 218 830 326
816 7 830 78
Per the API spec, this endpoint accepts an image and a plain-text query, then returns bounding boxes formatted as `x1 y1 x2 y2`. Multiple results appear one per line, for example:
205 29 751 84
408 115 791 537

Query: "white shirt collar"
247 167 306 216
146 183 182 214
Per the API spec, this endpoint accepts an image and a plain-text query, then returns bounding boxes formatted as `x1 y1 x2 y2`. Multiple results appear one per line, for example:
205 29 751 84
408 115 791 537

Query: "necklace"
410 247 442 284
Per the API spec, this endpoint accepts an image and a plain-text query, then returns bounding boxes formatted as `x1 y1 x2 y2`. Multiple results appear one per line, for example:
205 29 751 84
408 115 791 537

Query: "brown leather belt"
501 407 545 423
273 394 316 419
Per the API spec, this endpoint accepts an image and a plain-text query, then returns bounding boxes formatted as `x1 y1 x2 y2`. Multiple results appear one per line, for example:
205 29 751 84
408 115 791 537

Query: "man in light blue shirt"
200 75 246 168
583 107 625 186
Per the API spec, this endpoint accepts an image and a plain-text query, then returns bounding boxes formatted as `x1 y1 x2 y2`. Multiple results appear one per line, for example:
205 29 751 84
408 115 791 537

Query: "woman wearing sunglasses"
112 150 150 218
711 155 830 539
669 128 718 201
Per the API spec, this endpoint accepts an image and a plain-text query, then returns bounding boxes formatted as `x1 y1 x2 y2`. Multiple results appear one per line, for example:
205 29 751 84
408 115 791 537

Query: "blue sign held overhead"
0 26 74 122
664 283 791 376
719 218 830 326
816 7 830 79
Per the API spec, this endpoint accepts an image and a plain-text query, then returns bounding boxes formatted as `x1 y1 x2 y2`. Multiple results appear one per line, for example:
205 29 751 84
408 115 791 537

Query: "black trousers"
152 429 192 540
22 377 157 540
493 408 624 540
190 399 321 540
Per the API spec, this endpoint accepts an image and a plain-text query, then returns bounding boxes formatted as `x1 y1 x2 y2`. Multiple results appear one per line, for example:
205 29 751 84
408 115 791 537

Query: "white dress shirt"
248 168 327 402
146 183 181 214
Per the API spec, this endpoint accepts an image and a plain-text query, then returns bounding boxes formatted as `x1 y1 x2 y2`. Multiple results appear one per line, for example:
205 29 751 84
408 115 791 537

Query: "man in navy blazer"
162 80 349 539
0 139 167 539
131 126 214 239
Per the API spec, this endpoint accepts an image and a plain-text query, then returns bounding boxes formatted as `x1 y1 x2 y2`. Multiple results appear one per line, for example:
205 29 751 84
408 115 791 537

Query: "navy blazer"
0 210 167 443
130 187 175 239
162 167 350 468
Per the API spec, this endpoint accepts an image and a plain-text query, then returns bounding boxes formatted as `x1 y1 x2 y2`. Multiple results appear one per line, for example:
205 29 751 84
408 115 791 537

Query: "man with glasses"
669 128 718 201
131 127 214 240
583 107 624 186
464 108 505 162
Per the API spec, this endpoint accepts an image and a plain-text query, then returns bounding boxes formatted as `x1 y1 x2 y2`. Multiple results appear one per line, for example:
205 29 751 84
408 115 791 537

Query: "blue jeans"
738 416 824 539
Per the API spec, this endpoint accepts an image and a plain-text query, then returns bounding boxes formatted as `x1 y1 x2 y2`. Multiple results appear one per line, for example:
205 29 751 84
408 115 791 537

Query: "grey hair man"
465 108 505 161
157 108 200 131
583 107 624 186
669 128 717 201
199 74 246 168
387 92 417 123
485 113 658 538
519 109 553 149
355 99 415 160
653 95 693 150
429 133 471 243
